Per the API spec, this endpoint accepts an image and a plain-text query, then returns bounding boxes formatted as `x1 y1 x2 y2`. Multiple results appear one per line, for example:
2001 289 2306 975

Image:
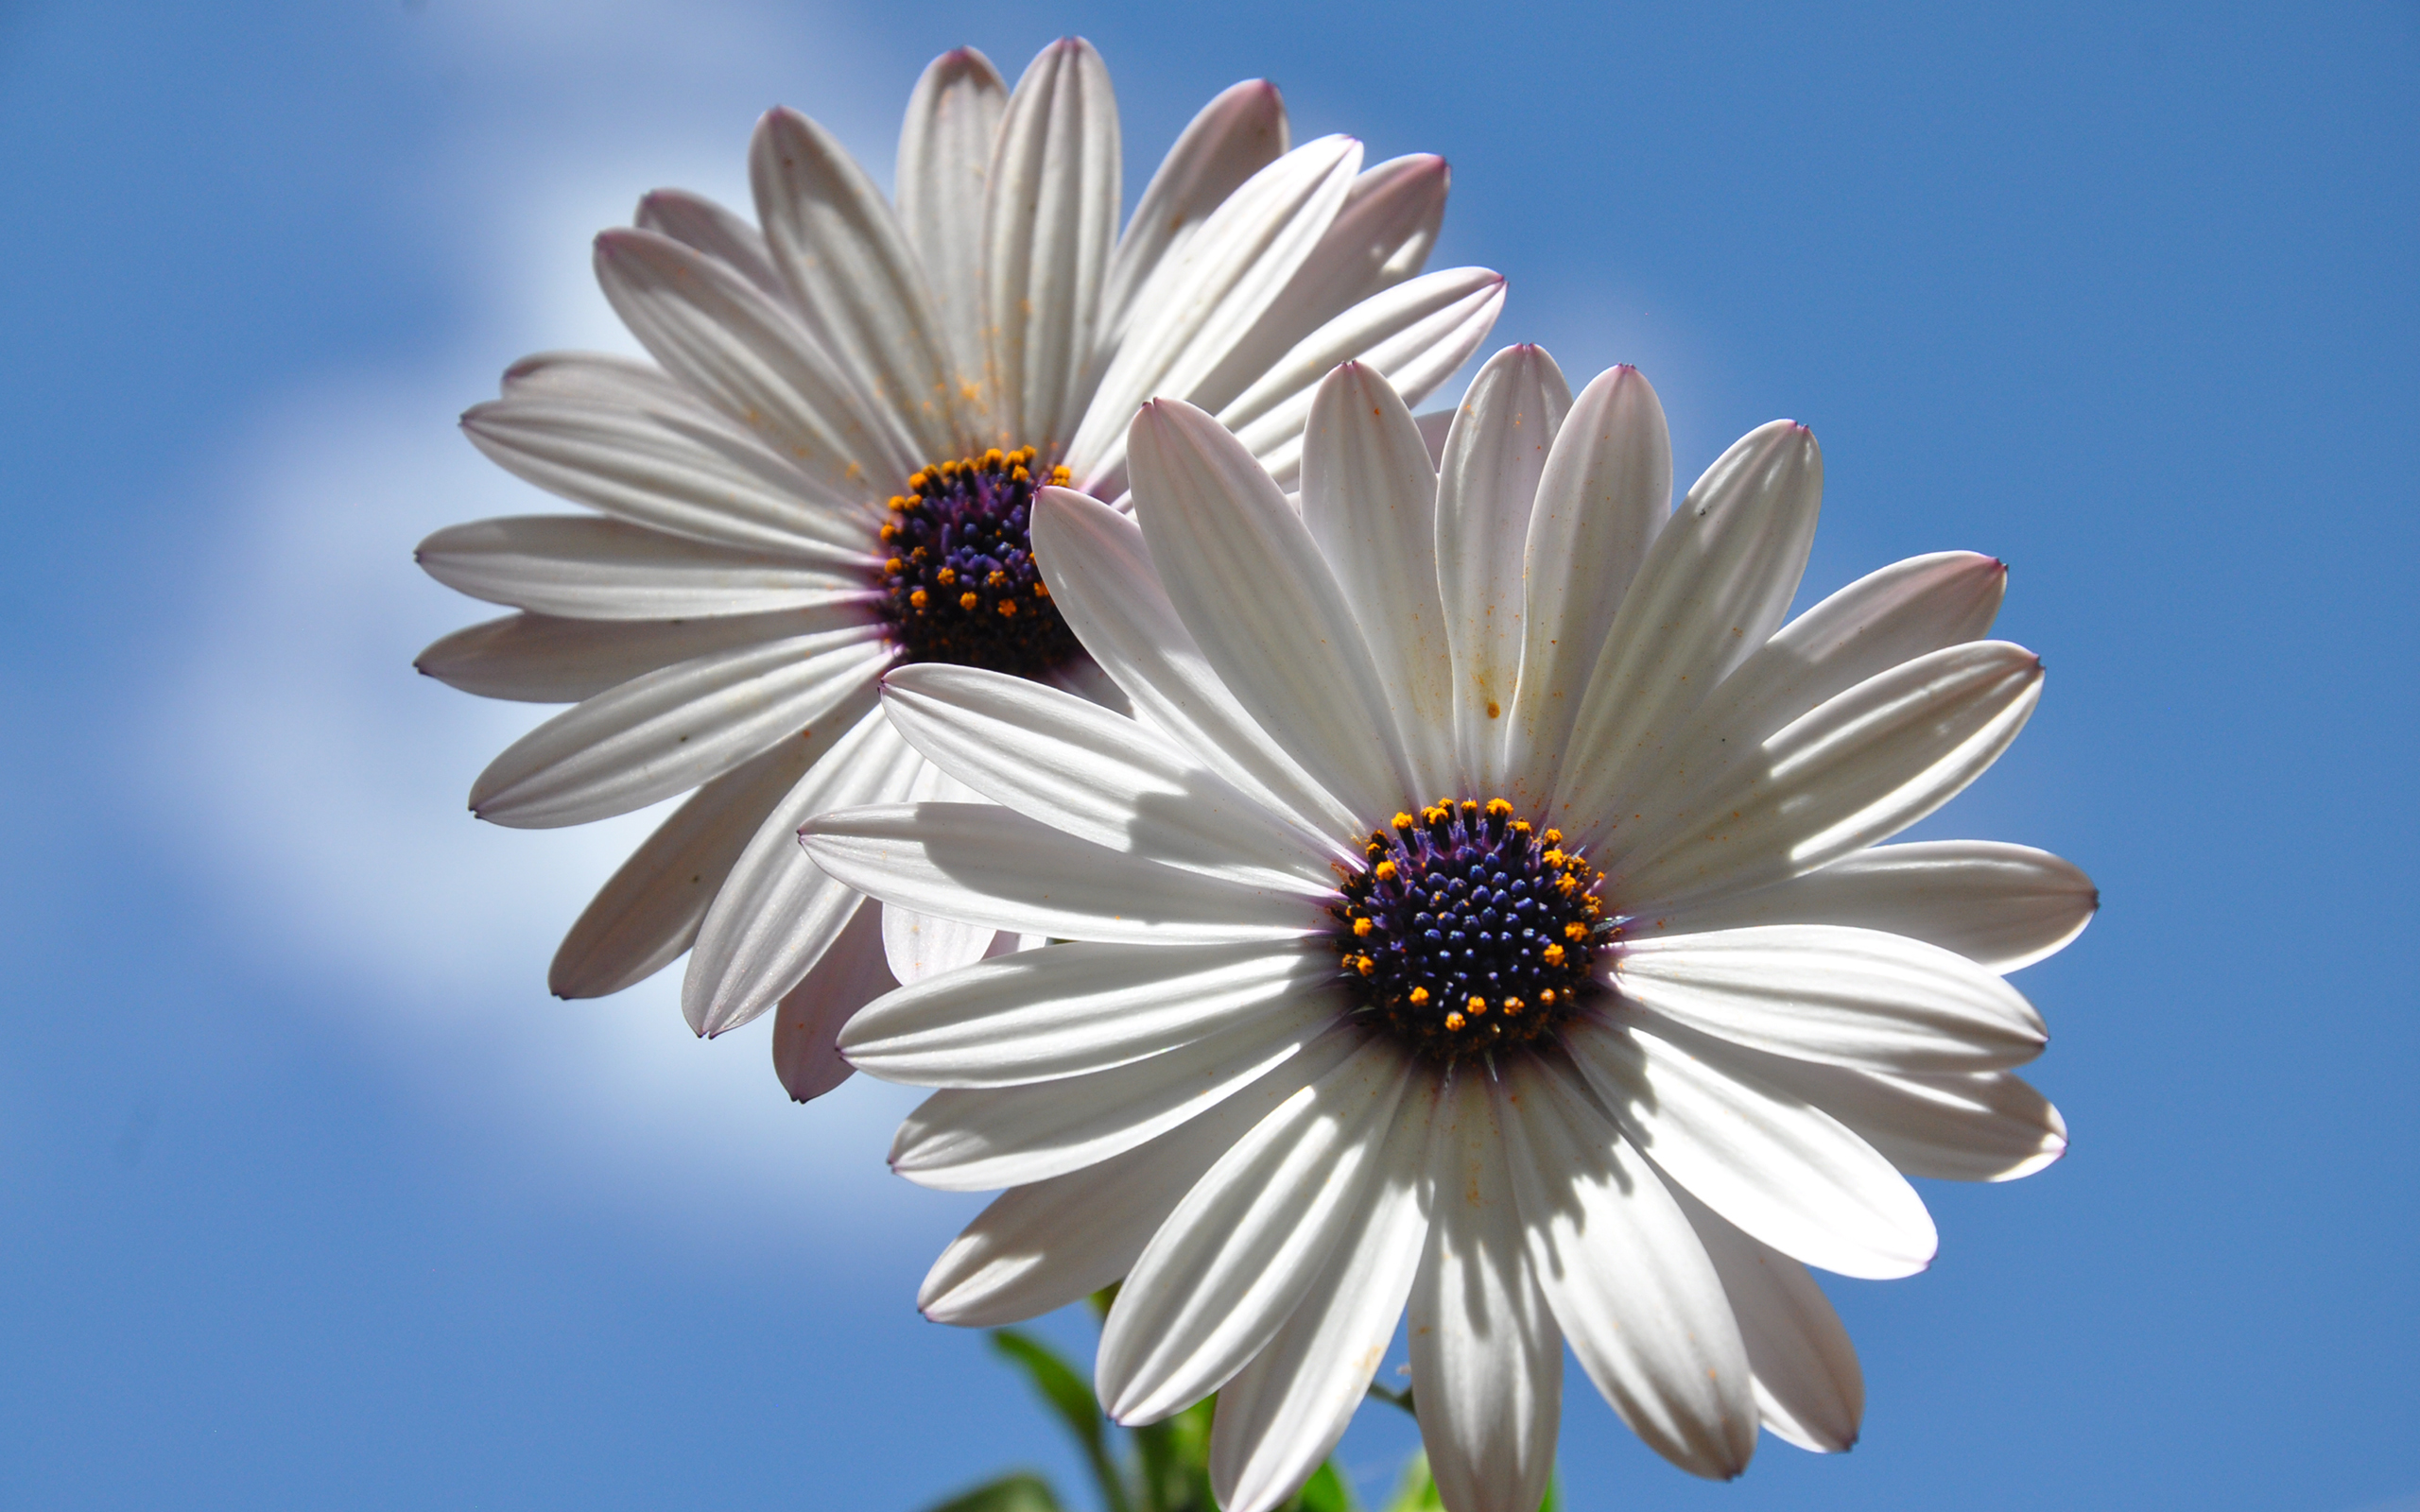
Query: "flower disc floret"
1331 797 1608 1063
873 446 1082 676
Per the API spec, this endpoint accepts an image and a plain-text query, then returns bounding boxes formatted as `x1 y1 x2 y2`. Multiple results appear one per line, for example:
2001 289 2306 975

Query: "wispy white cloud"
144 0 969 1251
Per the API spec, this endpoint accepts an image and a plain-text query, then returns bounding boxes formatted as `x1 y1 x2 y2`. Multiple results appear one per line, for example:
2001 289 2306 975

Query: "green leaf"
1377 1452 1557 1512
1281 1461 1356 1512
1132 1396 1217 1512
991 1331 1107 1460
923 1470 1066 1512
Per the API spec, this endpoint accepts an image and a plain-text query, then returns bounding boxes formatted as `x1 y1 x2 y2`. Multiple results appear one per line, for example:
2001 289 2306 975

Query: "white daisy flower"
412 38 1506 1097
800 350 2095 1511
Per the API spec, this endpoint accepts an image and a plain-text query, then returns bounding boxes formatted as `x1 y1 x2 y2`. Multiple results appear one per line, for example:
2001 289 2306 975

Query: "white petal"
1219 267 1508 490
498 350 693 407
1651 839 2097 973
799 801 1323 945
871 754 1004 983
1098 1037 1414 1422
1435 346 1574 795
1564 1013 1937 1280
1068 135 1363 487
1497 1053 1757 1479
889 984 1347 1191
1409 1069 1562 1512
1613 642 2047 912
416 516 870 622
415 608 858 705
770 899 892 1101
1030 486 1359 843
1185 153 1450 421
1097 79 1288 356
632 187 786 301
1503 365 1671 802
1733 1052 2069 1183
1298 362 1457 800
880 665 1335 893
982 37 1120 457
547 711 856 998
459 394 876 564
683 709 925 1035
842 937 1334 1088
1668 1183 1864 1454
1129 399 1417 818
752 107 961 461
594 227 921 500
894 48 1009 386
1604 552 2010 858
1616 924 2048 1074
1550 421 1823 848
915 1025 1368 1327
468 626 890 828
1209 1074 1436 1512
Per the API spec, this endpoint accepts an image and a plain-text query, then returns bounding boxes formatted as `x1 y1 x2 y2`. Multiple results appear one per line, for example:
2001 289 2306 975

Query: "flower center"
1331 798 1609 1063
872 446 1083 676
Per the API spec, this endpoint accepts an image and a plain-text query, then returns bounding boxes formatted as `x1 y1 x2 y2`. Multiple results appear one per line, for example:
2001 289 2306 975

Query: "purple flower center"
872 446 1083 677
1331 799 1608 1063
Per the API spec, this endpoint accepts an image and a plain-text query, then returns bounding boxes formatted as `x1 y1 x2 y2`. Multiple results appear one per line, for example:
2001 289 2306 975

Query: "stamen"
870 446 1081 676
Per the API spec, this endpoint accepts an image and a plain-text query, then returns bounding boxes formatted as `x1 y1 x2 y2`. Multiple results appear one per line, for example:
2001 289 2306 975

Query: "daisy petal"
594 227 921 501
1668 1184 1864 1454
683 709 924 1035
1498 1054 1757 1480
1129 399 1417 818
1098 79 1288 355
1616 924 2048 1074
468 626 890 828
1655 839 2097 972
415 608 859 705
1069 135 1363 488
416 517 870 622
633 187 786 301
881 904 998 987
547 709 858 997
889 985 1347 1192
1030 486 1359 843
881 664 1335 890
498 351 693 407
1505 365 1671 801
1409 1070 1562 1512
1614 642 2046 911
1564 1013 1937 1280
1608 552 2010 853
752 107 961 462
1736 1054 2069 1182
1551 421 1823 850
1299 362 1456 798
843 938 1334 1089
1209 1074 1435 1512
916 1026 1368 1327
983 37 1121 458
460 395 878 562
799 801 1322 945
1436 345 1574 793
1219 266 1508 490
894 47 1008 385
770 900 892 1101
1187 153 1450 421
1098 1037 1414 1423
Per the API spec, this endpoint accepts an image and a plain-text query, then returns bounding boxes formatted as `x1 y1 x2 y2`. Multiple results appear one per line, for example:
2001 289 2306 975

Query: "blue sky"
2 1 2414 1507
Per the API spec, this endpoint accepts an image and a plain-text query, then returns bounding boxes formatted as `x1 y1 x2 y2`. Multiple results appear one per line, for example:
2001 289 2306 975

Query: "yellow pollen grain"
998 599 1018 617
1352 918 1374 938
936 566 956 585
1031 581 1050 599
884 557 903 575
1392 811 1417 831
1461 799 1478 815
908 589 928 610
1486 799 1512 819
1542 942 1565 967
959 591 980 611
1467 994 1487 1016
1540 988 1558 1005
1542 849 1564 868
1354 955 1374 977
987 570 1009 589
1503 996 1525 1016
1543 829 1564 847
908 471 929 491
1050 465 1072 485
1486 700 1502 719
1564 921 1588 942
1374 860 1397 882
888 495 909 512
982 448 1003 469
1444 1010 1466 1031
1409 986 1429 1005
